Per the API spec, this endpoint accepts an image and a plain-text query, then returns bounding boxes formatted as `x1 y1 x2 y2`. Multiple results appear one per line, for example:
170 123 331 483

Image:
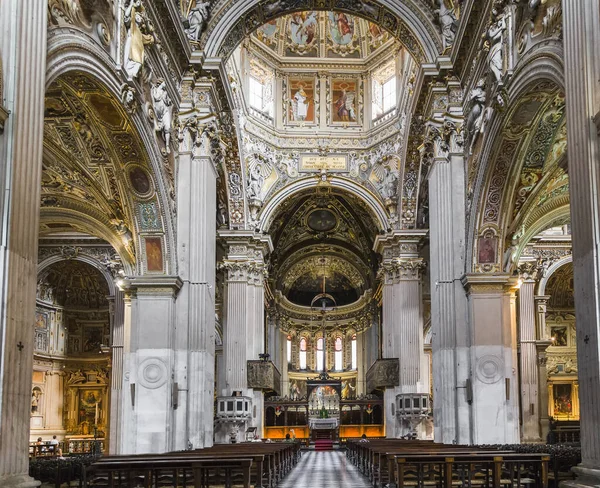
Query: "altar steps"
314 439 334 451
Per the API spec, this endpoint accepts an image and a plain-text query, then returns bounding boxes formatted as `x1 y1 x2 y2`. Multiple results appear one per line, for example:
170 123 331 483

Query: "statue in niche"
151 80 173 154
379 167 398 201
465 79 486 153
31 389 40 414
486 10 507 84
434 0 458 52
247 163 265 201
123 0 154 80
183 0 211 42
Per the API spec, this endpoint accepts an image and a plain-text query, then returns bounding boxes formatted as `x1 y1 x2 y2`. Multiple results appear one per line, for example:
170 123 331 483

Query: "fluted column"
175 78 221 449
374 231 428 438
218 232 272 442
563 0 600 482
0 0 47 485
517 265 540 441
109 290 125 454
534 295 552 441
426 116 470 444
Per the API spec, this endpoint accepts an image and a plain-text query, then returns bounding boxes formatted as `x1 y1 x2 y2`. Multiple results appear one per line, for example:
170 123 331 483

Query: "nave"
279 451 371 488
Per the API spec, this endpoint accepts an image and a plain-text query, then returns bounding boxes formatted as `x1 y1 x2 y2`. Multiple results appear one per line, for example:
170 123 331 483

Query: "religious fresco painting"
341 377 357 400
145 237 164 272
551 326 568 346
288 379 307 400
35 310 48 329
331 79 358 124
328 12 355 45
256 19 278 47
477 236 497 264
288 11 318 47
288 78 315 124
129 166 151 194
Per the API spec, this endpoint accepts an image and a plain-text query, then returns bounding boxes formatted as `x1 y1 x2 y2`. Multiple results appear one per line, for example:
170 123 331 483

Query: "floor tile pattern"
278 450 371 488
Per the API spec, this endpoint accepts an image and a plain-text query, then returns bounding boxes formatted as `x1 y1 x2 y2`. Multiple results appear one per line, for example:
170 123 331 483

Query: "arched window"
351 334 357 370
334 337 343 371
299 337 307 370
287 336 292 364
316 337 324 371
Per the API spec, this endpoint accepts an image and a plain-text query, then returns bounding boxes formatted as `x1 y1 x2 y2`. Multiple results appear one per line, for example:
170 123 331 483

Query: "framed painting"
287 77 316 125
478 236 497 264
145 236 164 273
330 78 360 125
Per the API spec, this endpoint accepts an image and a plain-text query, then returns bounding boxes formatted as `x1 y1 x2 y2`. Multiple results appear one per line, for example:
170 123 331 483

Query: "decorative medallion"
137 357 168 389
475 355 504 384
307 209 337 232
128 166 151 195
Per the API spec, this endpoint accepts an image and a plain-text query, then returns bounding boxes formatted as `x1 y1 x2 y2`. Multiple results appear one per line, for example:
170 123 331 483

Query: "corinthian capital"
219 260 267 285
378 258 427 283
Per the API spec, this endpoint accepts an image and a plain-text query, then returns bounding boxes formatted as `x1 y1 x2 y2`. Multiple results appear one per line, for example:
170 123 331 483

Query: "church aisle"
278 450 372 488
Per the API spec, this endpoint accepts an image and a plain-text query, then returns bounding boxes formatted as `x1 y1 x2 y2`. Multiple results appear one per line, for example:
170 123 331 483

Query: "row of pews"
346 439 551 488
83 441 301 488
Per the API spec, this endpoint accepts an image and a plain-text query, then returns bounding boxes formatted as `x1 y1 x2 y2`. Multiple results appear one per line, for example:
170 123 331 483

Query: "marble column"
534 295 552 441
120 277 182 454
217 231 272 442
426 117 470 444
461 275 520 445
109 290 125 454
517 270 540 441
374 231 428 438
0 0 47 485
563 0 600 482
176 82 219 449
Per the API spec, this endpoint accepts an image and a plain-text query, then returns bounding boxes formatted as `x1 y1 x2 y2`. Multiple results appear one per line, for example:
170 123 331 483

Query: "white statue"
435 0 458 51
487 13 507 84
184 1 211 42
380 167 398 200
151 80 173 154
465 78 486 152
502 236 519 273
247 163 265 200
120 84 138 114
123 0 154 80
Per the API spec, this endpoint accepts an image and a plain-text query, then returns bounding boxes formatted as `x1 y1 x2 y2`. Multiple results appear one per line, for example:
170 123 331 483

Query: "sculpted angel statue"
123 0 154 79
435 0 458 51
487 12 507 83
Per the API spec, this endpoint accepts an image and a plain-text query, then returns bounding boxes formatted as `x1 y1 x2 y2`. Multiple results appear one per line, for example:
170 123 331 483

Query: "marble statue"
487 12 507 84
465 79 486 152
380 167 398 200
184 1 211 42
151 80 173 154
502 236 519 273
247 163 264 200
435 0 458 51
123 0 154 80
120 84 138 114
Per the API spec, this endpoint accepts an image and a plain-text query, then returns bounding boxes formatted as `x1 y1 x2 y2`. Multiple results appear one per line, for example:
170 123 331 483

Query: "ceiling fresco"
41 72 165 265
546 262 574 311
251 11 392 59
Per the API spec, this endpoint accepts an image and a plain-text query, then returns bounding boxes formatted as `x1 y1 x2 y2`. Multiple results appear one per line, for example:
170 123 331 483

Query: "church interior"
0 0 599 487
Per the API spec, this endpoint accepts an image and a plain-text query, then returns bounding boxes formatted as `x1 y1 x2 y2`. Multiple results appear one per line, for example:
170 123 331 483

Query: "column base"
0 474 41 488
561 466 600 488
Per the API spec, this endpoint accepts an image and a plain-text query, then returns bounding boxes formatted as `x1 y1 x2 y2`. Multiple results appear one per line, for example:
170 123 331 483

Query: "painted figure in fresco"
341 380 356 400
290 12 317 45
184 0 211 42
329 12 353 45
292 85 310 121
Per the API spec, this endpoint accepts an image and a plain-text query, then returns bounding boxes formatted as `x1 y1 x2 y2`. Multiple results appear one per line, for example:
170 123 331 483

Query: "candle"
94 402 98 426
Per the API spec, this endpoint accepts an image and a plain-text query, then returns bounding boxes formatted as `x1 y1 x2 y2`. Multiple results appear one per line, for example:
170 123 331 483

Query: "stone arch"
44 34 176 274
538 255 573 297
38 254 117 297
201 0 442 64
467 44 566 273
258 176 389 233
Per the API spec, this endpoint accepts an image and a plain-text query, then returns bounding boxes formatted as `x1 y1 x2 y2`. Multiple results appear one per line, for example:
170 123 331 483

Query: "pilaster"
562 0 600 481
120 277 182 454
109 291 125 454
217 231 272 442
461 274 520 445
374 231 428 438
0 0 47 485
534 295 552 441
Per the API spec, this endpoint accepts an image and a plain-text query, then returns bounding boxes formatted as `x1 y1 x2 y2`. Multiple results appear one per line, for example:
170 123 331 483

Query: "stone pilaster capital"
424 115 464 160
461 273 512 295
517 260 543 281
373 230 428 259
121 276 183 298
218 230 274 261
534 295 551 312
378 258 427 283
219 260 267 285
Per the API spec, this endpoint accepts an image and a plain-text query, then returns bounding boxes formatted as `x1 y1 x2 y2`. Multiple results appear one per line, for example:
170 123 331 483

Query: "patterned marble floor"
279 450 372 487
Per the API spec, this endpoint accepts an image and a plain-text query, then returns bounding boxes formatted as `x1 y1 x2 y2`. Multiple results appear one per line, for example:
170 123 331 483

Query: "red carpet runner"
314 439 334 451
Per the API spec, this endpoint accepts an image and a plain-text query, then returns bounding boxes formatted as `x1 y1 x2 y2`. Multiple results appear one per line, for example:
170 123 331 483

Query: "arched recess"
258 176 389 233
44 34 176 275
468 45 566 273
538 255 573 297
200 0 442 63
